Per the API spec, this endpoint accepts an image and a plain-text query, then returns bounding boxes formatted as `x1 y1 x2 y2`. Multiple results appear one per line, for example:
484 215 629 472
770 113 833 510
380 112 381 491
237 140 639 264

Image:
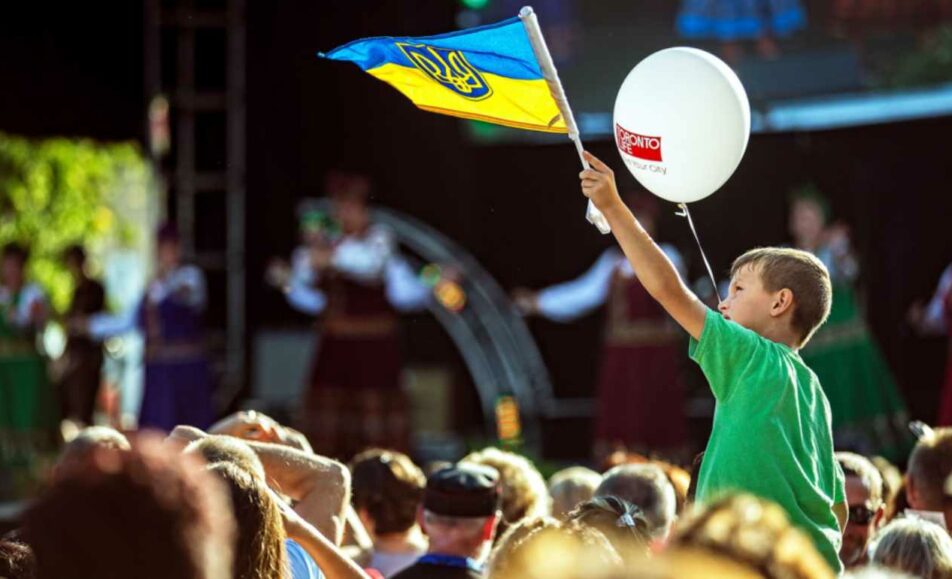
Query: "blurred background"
1 0 951 500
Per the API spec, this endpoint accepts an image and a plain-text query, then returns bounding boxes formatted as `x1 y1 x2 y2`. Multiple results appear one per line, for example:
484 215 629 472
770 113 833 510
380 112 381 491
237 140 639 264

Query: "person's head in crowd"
55 426 130 478
62 244 88 281
185 435 266 481
842 567 917 579
836 452 886 568
487 516 561 577
871 456 903 524
870 517 952 579
725 247 832 349
208 462 288 579
0 539 36 579
905 426 952 528
157 222 183 274
22 437 235 579
565 496 651 563
634 547 767 579
600 450 692 516
326 171 371 235
419 463 502 564
670 493 835 579
463 447 549 539
485 522 622 579
1 243 28 288
595 463 678 541
548 466 601 519
350 448 426 539
871 456 902 507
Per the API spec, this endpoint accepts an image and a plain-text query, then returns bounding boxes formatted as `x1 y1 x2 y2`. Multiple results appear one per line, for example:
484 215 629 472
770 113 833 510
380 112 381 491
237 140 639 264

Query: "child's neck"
758 320 802 351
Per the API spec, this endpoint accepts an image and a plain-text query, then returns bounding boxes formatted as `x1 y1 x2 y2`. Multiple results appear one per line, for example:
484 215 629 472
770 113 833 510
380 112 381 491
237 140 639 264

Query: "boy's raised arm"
581 151 708 340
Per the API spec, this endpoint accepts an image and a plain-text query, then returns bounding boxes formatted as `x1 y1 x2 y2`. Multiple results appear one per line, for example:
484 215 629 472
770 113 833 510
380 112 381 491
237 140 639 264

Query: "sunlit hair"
730 247 832 346
208 463 288 579
836 452 884 507
185 435 266 480
486 518 622 579
907 427 952 509
548 466 602 520
601 450 692 516
670 493 834 579
56 426 130 475
843 565 918 579
463 448 550 539
870 518 952 579
350 448 425 535
0 539 36 579
595 463 677 540
22 437 235 579
565 496 651 563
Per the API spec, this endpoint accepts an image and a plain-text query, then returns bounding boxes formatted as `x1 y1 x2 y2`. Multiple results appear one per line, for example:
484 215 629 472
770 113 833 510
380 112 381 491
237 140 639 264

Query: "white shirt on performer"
285 225 430 315
536 245 686 323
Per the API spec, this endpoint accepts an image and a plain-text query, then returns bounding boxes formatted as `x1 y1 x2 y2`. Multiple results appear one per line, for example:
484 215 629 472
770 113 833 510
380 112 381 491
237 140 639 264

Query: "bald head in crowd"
595 463 677 540
906 427 952 529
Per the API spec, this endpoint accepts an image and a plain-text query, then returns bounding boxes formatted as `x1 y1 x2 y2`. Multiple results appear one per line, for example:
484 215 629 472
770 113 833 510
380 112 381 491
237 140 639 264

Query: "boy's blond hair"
730 247 832 347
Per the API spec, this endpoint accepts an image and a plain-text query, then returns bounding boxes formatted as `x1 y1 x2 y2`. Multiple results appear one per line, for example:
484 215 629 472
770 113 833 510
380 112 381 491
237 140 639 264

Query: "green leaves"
0 133 152 312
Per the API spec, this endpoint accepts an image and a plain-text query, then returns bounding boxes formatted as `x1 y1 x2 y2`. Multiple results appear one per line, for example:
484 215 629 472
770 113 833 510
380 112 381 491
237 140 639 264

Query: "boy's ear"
770 288 794 318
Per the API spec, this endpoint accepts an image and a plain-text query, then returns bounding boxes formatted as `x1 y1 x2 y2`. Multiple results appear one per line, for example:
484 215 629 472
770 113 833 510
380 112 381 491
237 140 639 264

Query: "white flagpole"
519 6 611 234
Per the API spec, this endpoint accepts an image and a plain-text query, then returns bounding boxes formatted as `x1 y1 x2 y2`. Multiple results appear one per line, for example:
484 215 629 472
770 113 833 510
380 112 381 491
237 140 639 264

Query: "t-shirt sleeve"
688 309 771 402
833 460 846 504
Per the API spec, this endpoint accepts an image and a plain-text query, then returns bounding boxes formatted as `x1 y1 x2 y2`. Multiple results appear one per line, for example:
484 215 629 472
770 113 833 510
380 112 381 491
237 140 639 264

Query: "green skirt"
0 344 58 500
802 285 912 460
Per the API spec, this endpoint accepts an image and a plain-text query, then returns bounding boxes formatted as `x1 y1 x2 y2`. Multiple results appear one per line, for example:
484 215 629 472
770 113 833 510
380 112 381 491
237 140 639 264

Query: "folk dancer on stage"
271 172 430 459
513 193 689 460
909 262 952 425
790 190 910 459
0 243 55 498
76 224 213 432
59 245 106 428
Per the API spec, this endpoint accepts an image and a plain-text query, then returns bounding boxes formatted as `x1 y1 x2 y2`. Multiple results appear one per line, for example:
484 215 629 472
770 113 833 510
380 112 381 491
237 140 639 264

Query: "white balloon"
613 47 750 204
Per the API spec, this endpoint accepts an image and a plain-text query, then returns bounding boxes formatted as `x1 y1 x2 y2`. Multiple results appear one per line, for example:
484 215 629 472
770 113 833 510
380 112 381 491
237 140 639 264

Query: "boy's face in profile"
718 263 776 335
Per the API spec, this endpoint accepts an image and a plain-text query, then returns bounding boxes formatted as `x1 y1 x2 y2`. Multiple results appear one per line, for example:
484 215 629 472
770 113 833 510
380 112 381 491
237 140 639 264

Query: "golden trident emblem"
396 43 493 100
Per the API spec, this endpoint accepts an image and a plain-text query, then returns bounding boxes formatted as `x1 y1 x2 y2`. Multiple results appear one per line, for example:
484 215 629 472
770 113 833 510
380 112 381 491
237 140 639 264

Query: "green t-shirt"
689 309 846 574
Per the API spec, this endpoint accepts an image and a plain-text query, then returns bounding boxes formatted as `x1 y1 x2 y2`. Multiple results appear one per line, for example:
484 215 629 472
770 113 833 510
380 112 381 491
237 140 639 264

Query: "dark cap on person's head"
424 463 500 518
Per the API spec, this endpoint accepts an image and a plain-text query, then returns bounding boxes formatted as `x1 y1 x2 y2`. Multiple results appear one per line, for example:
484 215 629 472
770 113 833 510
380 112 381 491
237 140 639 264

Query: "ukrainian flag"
319 16 567 133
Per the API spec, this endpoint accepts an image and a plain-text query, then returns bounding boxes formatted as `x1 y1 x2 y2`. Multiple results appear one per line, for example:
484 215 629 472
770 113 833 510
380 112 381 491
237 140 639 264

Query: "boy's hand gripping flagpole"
519 6 611 235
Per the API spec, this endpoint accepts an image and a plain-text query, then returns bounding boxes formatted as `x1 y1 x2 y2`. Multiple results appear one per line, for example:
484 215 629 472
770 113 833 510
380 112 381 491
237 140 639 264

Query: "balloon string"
675 203 722 304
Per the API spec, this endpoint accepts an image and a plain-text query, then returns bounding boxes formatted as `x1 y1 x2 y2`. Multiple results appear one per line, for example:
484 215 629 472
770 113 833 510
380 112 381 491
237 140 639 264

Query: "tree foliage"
0 132 152 312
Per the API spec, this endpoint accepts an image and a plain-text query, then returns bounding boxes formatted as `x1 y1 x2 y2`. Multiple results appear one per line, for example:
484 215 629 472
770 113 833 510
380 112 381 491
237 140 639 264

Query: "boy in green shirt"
578 151 847 573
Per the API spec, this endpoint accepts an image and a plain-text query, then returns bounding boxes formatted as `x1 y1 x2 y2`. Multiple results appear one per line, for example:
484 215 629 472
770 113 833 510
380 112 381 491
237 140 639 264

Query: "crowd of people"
2 133 952 579
4 412 952 578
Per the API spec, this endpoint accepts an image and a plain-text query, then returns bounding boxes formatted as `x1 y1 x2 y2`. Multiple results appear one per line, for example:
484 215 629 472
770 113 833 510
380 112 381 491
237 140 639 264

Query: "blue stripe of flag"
320 16 543 80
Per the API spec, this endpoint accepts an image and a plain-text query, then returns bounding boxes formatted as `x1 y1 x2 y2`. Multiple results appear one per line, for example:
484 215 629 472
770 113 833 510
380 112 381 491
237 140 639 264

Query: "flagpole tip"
519 6 534 19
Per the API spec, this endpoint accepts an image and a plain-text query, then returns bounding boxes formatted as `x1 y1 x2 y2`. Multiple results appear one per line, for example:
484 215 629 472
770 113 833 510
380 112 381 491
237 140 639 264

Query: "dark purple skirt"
140 356 213 432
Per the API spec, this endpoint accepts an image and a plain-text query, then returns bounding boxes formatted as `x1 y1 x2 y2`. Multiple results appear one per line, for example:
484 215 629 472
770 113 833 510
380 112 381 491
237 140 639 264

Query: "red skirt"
301 334 408 459
937 343 952 426
595 343 688 454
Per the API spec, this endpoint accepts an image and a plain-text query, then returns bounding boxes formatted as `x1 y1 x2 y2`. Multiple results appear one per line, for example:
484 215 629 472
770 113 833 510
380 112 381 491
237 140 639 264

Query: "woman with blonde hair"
870 518 952 579
208 463 289 579
463 448 549 540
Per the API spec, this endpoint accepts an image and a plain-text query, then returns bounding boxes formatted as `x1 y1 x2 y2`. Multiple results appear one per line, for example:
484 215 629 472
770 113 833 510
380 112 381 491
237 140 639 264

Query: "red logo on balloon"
616 124 663 162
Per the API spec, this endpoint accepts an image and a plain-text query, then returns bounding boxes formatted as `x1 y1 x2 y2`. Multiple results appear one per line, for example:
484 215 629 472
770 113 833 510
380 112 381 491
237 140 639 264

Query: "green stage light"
460 0 490 10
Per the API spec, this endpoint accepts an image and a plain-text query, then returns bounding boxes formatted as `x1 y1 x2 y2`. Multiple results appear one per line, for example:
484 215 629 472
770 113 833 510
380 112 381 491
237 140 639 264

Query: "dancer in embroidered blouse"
81 225 213 432
276 173 430 459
